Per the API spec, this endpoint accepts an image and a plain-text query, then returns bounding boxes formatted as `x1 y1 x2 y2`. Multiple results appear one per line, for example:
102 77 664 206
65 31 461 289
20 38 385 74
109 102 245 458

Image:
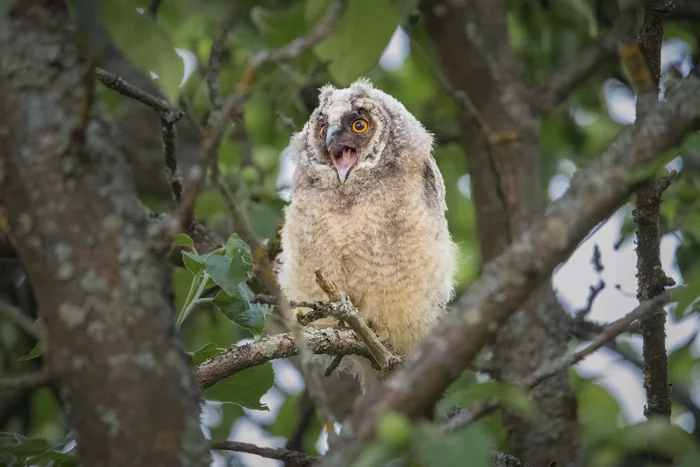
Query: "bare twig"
536 29 619 114
0 369 50 391
161 113 183 204
410 37 516 144
315 270 401 372
95 68 185 205
95 68 181 121
535 0 647 114
170 0 344 237
194 327 373 390
574 280 606 320
324 355 344 377
211 440 317 465
148 0 164 18
285 390 316 455
445 291 671 432
669 0 700 21
206 11 237 112
253 294 331 325
0 299 43 341
71 59 96 155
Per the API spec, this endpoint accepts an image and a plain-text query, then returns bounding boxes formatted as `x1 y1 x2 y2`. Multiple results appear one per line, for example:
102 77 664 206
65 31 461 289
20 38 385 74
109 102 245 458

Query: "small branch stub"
314 270 401 372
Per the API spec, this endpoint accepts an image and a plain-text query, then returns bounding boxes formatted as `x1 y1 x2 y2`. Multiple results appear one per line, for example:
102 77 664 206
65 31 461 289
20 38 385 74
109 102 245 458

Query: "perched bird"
278 78 456 392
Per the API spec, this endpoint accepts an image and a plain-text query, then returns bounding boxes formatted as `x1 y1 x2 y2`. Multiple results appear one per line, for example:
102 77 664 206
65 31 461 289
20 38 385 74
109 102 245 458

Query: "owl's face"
293 78 432 188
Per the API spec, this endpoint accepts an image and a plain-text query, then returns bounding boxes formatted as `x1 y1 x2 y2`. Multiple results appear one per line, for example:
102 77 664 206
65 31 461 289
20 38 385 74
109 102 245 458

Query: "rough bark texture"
634 0 673 425
319 72 700 467
419 1 578 465
195 327 371 390
0 2 209 466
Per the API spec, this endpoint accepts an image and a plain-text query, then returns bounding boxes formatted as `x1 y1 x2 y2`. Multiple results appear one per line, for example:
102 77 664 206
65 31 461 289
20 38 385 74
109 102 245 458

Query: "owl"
278 78 457 392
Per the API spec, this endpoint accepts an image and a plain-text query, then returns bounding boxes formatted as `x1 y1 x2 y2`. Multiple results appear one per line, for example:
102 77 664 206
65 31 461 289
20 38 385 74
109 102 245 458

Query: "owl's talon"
324 355 343 377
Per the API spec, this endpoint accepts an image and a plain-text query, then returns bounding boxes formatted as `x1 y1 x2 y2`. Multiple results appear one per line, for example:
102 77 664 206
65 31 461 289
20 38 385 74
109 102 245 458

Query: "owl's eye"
352 119 369 133
318 125 325 138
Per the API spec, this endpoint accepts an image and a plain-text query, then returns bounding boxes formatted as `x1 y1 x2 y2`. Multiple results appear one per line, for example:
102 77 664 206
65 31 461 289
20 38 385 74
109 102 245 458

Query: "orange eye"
318 125 325 138
352 119 368 133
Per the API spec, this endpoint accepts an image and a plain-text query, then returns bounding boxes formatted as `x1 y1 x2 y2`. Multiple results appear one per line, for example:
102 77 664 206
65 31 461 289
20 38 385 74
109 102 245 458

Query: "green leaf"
27 450 77 466
313 0 401 84
172 233 195 253
622 418 699 457
187 342 225 366
413 423 492 467
305 0 334 25
182 251 208 276
677 452 700 467
208 402 245 441
0 432 49 455
213 286 271 338
628 157 677 185
252 2 308 48
99 0 183 103
202 361 275 411
451 380 538 421
0 432 76 466
562 0 598 37
18 341 43 362
224 233 252 264
205 256 241 296
0 0 11 18
670 267 700 320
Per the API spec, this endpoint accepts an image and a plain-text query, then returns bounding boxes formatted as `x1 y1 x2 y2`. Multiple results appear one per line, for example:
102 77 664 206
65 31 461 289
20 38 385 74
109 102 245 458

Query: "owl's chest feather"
292 190 436 294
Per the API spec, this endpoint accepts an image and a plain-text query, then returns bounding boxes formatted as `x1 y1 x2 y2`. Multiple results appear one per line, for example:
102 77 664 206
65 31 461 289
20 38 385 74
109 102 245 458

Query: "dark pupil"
355 121 364 131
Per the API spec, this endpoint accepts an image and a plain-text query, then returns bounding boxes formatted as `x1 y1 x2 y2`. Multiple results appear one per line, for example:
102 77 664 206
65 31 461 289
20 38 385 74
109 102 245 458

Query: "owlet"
278 78 456 392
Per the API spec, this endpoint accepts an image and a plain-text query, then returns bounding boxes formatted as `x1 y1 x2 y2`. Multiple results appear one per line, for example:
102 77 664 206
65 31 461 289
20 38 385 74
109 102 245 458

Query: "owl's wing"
422 157 448 212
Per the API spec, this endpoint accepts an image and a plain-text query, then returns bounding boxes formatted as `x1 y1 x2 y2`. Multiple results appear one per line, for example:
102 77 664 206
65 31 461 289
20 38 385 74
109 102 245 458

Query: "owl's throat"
330 146 358 183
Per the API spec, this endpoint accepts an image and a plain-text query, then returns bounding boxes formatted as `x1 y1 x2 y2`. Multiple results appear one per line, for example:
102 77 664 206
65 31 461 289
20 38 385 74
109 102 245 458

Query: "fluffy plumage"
278 78 456 392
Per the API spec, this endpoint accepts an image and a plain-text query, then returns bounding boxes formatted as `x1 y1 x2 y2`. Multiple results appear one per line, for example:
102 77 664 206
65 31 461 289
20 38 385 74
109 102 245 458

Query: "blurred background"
2 1 700 466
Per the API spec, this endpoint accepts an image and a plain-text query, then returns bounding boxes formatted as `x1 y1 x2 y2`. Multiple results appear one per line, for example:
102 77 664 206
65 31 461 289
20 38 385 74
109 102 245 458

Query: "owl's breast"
281 183 455 354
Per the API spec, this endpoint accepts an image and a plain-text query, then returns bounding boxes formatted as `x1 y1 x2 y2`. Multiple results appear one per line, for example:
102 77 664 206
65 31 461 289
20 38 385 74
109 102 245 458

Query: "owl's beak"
325 125 342 150
326 125 358 183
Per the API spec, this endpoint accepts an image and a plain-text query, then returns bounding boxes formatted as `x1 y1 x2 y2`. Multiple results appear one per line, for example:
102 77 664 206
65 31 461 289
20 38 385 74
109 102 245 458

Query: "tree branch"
631 2 674 434
317 73 700 466
669 0 700 21
148 0 164 18
535 0 647 114
95 68 185 205
445 291 671 432
314 270 401 372
95 68 181 121
536 27 620 114
211 440 317 466
0 299 43 341
0 369 50 391
206 10 237 113
194 327 373 390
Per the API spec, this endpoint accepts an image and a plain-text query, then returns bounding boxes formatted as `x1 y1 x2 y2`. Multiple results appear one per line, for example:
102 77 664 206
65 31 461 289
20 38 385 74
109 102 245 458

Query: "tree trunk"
0 2 209 465
419 1 581 465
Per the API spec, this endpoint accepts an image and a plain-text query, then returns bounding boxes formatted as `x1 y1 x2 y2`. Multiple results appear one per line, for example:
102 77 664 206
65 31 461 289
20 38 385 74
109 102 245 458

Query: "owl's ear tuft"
318 83 336 105
350 76 374 94
349 77 374 93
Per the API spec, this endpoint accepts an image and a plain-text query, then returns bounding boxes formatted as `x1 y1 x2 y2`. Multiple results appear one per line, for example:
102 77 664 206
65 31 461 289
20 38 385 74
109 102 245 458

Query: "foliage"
2 0 700 466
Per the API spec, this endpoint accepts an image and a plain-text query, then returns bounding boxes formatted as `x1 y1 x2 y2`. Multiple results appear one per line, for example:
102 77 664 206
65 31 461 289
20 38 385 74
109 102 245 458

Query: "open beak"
325 125 358 183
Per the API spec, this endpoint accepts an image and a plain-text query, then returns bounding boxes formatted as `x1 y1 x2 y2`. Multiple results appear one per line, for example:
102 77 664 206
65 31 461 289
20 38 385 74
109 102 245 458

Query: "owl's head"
292 78 434 187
